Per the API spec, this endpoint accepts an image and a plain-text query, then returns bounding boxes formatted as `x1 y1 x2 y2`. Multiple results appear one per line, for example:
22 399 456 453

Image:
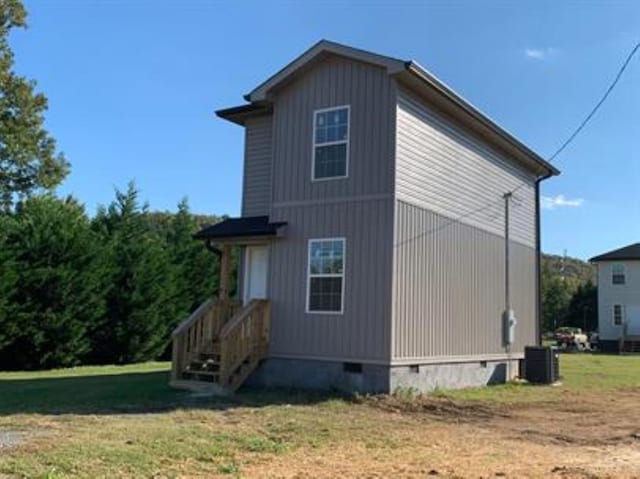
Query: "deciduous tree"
0 0 69 212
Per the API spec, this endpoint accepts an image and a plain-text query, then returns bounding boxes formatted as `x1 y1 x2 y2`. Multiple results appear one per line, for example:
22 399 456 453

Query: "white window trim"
612 263 626 286
305 237 346 315
311 105 350 182
613 304 625 326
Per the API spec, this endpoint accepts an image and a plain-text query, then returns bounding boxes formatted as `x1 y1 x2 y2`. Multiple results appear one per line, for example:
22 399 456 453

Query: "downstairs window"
307 238 345 314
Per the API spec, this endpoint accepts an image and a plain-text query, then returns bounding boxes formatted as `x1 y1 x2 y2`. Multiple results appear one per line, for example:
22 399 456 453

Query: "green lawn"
437 353 640 403
0 362 180 415
0 354 638 478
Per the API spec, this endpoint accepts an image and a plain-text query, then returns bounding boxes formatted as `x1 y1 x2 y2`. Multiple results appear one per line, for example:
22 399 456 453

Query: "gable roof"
217 40 560 178
245 40 407 103
590 243 640 262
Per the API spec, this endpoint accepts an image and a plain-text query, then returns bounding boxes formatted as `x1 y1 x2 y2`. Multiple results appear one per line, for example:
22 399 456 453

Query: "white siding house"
591 243 640 352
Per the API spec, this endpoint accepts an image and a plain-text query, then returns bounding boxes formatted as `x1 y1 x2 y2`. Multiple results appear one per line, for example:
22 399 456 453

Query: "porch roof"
193 216 287 241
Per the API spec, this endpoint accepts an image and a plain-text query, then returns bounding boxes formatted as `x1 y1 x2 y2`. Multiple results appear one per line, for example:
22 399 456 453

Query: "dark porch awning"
193 216 287 241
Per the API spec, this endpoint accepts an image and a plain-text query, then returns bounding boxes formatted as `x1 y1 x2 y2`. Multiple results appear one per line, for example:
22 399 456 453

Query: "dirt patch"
493 391 640 448
0 430 24 449
335 390 640 478
0 426 52 452
362 395 510 423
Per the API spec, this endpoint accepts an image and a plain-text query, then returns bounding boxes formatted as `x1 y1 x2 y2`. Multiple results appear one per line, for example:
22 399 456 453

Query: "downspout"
535 172 553 346
204 239 222 258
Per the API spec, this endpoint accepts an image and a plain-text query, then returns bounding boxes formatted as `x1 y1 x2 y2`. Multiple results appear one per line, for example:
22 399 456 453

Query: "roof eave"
403 61 560 179
216 103 273 126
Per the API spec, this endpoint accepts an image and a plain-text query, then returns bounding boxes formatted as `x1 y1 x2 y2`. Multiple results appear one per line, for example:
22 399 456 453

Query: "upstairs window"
613 304 624 326
312 106 349 180
612 263 626 285
307 238 345 314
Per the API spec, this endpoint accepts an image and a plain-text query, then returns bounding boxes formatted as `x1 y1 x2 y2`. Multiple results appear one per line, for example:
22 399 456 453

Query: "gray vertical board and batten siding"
270 55 397 204
237 52 541 365
241 116 273 217
392 87 538 362
265 55 397 362
392 201 536 361
269 199 394 362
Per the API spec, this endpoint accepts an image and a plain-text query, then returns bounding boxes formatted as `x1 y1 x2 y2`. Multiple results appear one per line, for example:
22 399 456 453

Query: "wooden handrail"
219 299 271 390
219 299 264 338
172 298 214 337
170 298 242 382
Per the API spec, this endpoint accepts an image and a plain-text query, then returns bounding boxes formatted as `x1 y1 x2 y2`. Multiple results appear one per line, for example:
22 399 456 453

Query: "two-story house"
170 40 559 394
591 243 640 353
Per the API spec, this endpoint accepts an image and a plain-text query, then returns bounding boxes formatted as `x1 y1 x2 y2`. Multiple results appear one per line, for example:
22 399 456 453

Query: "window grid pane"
314 107 349 180
613 274 626 285
308 239 345 313
315 144 347 179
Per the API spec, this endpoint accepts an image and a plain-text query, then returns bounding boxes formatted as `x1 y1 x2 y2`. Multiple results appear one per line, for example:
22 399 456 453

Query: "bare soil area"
1 357 639 478
242 390 640 479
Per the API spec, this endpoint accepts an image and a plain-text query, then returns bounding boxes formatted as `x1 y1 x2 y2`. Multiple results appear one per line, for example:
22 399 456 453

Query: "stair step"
621 341 640 353
188 359 220 371
182 370 220 382
199 352 221 361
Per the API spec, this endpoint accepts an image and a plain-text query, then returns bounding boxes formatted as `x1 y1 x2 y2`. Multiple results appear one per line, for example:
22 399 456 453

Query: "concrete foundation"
244 357 520 394
244 357 390 394
389 359 519 393
598 340 620 353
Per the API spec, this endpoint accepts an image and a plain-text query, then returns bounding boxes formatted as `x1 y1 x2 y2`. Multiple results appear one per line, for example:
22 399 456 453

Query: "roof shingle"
193 216 286 240
590 243 640 262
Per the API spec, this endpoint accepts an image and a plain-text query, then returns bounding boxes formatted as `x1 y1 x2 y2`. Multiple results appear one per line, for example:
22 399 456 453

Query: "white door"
243 245 268 304
627 306 640 336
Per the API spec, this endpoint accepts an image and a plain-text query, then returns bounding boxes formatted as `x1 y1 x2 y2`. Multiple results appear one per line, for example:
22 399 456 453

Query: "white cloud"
541 194 584 210
525 47 556 60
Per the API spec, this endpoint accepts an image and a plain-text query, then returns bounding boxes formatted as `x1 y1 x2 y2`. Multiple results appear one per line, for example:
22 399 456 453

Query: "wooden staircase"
170 298 271 394
621 336 640 354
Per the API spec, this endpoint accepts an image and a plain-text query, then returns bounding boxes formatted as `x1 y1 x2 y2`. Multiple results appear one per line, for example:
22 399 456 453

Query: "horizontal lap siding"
396 88 536 248
242 116 273 217
597 261 640 340
268 198 394 362
392 201 536 360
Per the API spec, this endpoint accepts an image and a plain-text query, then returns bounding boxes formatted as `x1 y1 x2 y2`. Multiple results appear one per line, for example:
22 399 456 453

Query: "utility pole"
504 192 512 318
561 248 567 281
503 192 515 380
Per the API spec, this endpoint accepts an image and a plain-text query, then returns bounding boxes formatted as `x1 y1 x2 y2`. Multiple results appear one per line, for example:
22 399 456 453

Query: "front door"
627 306 640 336
243 245 268 304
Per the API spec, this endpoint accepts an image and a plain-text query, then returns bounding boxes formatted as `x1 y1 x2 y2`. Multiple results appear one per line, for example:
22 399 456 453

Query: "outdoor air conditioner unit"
523 346 560 384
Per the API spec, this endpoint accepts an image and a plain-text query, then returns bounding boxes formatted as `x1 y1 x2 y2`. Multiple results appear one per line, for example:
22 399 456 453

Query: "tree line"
541 254 597 333
0 185 227 370
0 1 233 370
0 0 601 371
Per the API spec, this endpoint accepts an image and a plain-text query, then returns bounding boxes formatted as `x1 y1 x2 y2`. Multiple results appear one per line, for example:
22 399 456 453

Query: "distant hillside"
542 253 595 283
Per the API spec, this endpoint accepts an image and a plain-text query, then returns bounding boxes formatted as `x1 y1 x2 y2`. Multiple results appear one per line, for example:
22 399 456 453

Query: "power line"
547 41 640 163
394 40 640 249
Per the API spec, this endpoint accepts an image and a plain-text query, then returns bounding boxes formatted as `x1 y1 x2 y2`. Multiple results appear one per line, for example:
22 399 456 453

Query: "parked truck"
554 327 589 350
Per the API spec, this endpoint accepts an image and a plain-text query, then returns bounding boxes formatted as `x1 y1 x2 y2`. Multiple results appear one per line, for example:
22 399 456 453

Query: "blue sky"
11 0 640 259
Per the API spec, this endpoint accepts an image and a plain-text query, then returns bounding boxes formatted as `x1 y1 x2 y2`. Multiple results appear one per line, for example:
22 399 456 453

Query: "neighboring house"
170 40 559 394
590 243 640 353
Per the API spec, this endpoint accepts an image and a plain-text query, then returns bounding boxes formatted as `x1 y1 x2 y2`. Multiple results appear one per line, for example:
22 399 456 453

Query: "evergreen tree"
0 1 69 212
89 183 177 364
0 196 105 369
166 199 218 318
564 281 598 332
541 263 573 332
0 213 17 350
